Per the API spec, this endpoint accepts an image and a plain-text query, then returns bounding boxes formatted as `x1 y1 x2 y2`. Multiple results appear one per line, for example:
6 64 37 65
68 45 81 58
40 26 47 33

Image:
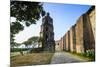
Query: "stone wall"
75 16 84 53
65 32 69 51
87 6 95 39
63 34 66 51
87 6 95 50
57 6 95 53
69 27 73 52
69 25 76 52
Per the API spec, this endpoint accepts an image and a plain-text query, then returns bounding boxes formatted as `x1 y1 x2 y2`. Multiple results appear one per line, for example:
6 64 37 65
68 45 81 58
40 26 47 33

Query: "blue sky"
43 3 91 40
14 2 91 43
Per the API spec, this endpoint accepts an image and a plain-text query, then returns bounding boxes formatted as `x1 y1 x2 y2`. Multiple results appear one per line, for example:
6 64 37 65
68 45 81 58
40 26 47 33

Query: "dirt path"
51 52 87 64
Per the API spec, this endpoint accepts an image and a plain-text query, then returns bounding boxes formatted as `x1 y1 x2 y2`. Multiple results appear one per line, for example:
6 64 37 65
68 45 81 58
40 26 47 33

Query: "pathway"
51 52 87 64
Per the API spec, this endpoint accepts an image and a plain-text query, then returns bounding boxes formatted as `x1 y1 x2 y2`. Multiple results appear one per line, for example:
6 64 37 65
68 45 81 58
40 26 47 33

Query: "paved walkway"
51 52 87 64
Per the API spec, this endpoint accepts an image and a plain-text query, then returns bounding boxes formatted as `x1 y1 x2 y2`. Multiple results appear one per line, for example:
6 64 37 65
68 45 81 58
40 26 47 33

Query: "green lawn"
11 52 54 67
68 52 95 61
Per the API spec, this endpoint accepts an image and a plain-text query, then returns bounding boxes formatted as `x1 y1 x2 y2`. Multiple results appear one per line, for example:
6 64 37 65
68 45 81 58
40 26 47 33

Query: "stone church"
40 13 55 52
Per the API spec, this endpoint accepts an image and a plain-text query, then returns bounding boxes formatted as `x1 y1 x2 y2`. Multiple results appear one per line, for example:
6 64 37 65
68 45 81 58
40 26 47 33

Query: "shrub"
86 49 95 59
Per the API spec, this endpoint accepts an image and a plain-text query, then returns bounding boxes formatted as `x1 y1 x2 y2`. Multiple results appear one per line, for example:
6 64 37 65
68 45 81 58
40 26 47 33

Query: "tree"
22 36 39 49
11 1 45 27
14 42 21 48
10 1 45 47
22 41 31 49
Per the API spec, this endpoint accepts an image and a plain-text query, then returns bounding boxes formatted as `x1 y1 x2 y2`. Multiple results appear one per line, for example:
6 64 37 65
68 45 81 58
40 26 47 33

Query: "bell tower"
40 13 55 52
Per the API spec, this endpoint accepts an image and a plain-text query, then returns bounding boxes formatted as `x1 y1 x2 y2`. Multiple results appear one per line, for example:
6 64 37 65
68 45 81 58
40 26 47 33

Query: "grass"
11 52 21 58
68 52 95 61
11 52 54 67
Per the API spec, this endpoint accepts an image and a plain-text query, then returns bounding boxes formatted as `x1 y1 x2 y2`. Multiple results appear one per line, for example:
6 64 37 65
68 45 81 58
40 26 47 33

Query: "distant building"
55 40 62 51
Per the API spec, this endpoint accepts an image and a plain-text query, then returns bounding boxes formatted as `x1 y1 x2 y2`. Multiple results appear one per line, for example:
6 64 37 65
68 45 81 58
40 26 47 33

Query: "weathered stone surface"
87 6 95 39
55 40 62 51
63 34 66 51
75 6 95 53
69 28 73 52
40 13 55 52
51 6 95 53
60 37 64 51
87 6 95 50
69 25 76 52
65 32 69 51
75 16 84 53
68 31 70 51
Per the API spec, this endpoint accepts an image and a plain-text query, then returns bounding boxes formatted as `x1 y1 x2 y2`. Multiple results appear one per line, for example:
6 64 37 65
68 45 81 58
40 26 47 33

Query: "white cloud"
14 18 42 43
